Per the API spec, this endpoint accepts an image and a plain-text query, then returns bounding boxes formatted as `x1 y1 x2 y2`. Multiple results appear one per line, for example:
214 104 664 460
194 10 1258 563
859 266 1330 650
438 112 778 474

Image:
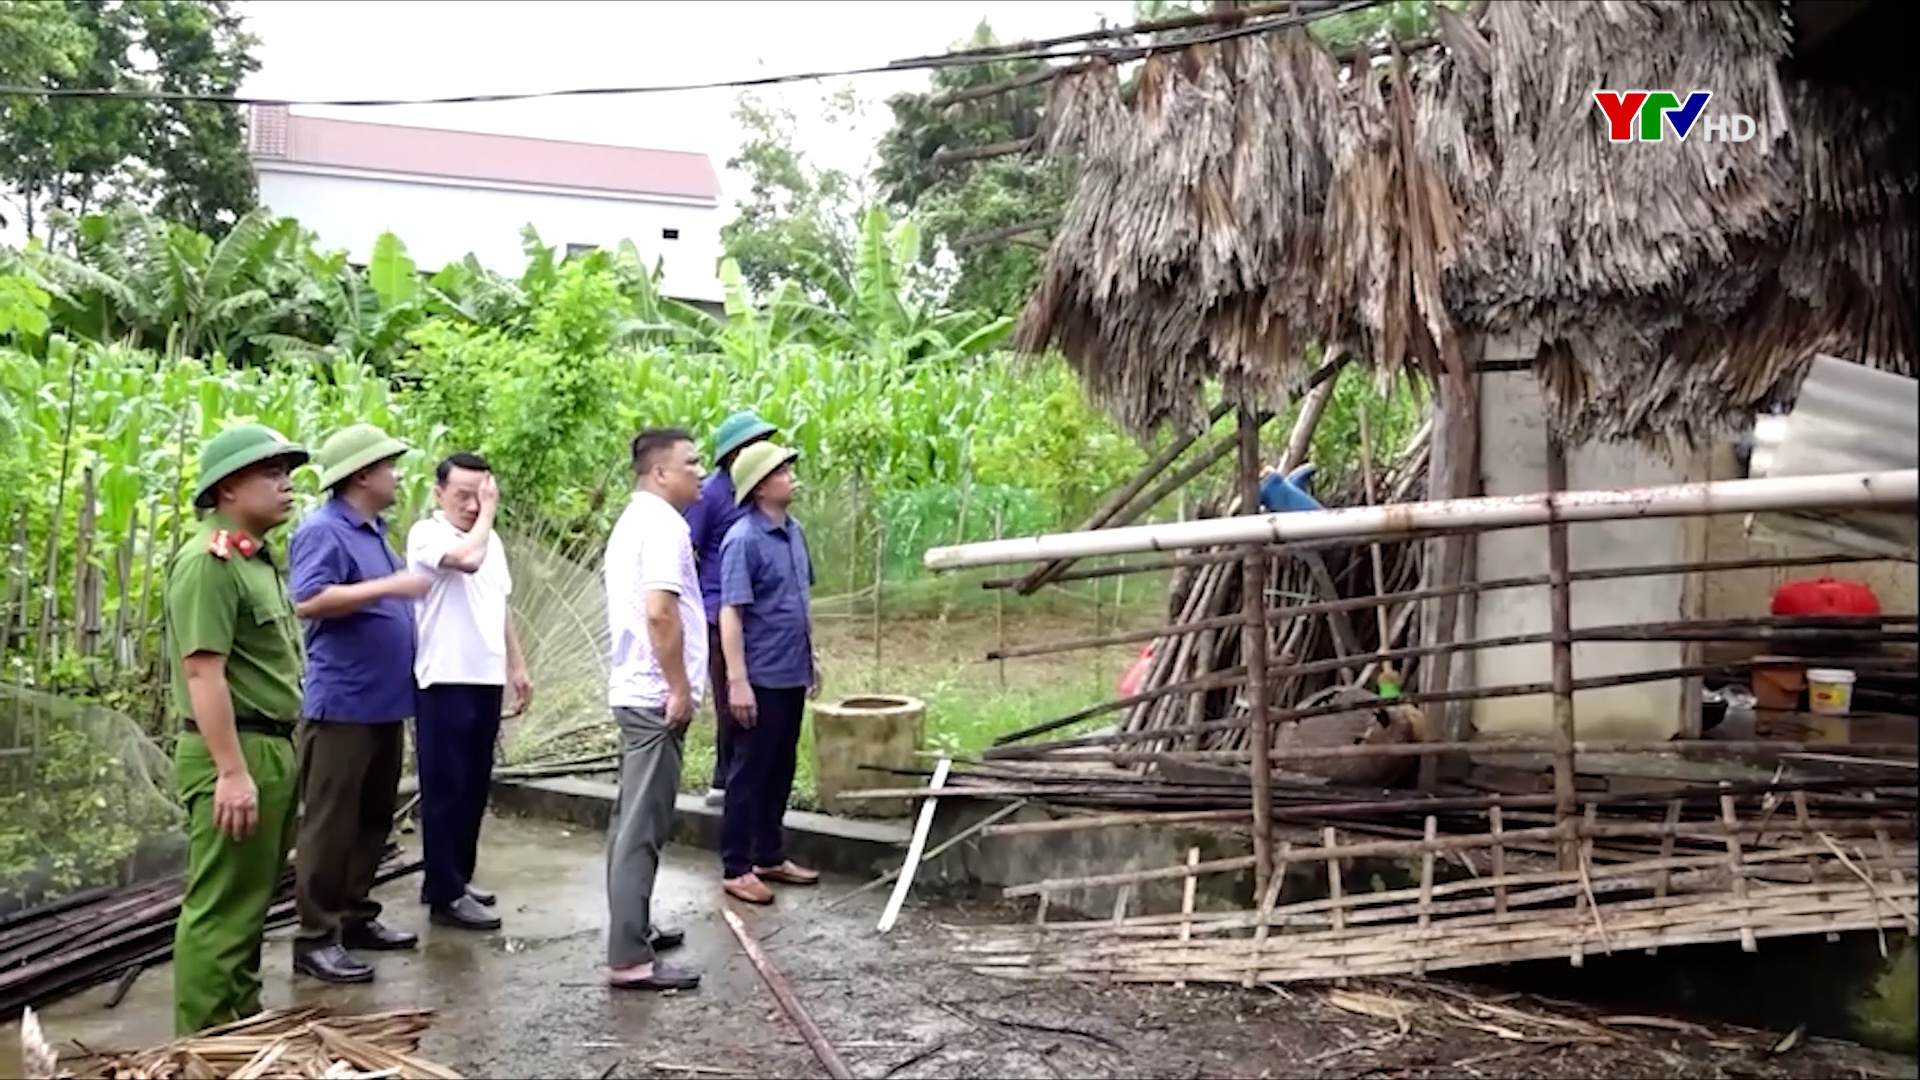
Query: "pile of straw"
24 1006 463 1080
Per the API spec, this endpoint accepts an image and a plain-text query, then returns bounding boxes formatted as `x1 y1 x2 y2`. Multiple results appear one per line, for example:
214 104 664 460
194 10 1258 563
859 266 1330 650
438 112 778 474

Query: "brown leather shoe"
724 874 775 905
754 861 820 886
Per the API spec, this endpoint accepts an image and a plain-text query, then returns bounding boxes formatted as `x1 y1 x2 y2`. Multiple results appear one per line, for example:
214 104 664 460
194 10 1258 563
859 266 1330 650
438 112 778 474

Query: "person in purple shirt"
716 442 821 905
287 425 432 985
682 410 778 807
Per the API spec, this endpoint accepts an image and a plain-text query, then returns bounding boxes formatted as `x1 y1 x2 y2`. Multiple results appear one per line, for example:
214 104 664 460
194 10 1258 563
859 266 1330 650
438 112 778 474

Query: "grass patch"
508 605 1163 812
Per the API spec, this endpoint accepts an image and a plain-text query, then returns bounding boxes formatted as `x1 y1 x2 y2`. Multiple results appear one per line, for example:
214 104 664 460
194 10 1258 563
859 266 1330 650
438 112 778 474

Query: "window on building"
660 228 681 241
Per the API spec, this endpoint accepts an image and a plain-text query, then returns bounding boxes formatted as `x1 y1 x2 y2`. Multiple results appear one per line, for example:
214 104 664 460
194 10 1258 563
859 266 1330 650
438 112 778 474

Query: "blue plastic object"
1259 464 1324 514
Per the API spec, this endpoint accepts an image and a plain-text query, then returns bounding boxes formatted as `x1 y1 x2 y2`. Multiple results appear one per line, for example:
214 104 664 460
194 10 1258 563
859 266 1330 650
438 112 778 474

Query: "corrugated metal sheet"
1748 354 1918 559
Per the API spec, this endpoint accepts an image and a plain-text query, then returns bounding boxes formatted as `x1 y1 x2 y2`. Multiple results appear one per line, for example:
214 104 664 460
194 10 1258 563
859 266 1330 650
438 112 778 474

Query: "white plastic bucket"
1806 668 1857 716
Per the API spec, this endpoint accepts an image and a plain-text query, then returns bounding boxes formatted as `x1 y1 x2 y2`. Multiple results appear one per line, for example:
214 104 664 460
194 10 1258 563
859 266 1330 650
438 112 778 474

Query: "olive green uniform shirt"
166 516 304 723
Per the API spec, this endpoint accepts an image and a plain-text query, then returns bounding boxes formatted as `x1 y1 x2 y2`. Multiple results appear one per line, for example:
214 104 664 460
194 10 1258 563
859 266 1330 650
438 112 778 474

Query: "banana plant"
790 206 1012 369
265 233 464 374
24 205 303 362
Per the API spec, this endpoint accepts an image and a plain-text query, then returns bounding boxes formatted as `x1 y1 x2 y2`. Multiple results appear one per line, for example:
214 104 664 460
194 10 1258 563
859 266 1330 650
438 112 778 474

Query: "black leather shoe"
343 919 418 951
430 894 502 932
293 943 375 984
419 882 497 906
650 925 685 952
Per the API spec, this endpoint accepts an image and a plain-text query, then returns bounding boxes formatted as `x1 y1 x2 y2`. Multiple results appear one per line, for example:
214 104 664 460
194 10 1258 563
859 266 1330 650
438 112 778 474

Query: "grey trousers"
606 706 685 969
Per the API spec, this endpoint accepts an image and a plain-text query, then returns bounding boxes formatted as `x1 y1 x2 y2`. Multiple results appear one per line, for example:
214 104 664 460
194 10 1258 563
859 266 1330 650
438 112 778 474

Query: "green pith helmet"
193 424 310 509
711 410 778 466
730 442 800 506
313 424 412 491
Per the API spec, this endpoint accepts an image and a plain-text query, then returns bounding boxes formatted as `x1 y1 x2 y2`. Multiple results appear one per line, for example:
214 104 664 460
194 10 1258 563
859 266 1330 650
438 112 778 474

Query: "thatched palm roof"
1012 0 1915 447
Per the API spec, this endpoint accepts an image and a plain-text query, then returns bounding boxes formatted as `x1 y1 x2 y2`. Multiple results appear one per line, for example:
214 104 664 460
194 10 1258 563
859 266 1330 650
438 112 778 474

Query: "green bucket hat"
313 423 412 492
730 442 800 506
711 410 778 465
192 423 310 509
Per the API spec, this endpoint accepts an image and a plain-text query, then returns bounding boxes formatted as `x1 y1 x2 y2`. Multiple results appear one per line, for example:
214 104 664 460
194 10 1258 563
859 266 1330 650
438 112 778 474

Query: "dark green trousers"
172 731 298 1037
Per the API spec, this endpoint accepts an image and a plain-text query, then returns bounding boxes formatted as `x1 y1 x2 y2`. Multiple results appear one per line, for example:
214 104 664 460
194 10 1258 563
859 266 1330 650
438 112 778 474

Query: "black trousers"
414 683 504 907
707 622 738 790
719 685 806 879
294 720 404 943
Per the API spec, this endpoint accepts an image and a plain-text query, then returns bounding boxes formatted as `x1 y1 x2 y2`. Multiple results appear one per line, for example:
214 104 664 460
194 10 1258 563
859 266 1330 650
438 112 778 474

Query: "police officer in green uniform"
168 423 311 1036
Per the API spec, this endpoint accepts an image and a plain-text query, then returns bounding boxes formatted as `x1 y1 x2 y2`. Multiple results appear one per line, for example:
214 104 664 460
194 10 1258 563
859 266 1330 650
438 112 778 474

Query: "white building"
246 106 725 306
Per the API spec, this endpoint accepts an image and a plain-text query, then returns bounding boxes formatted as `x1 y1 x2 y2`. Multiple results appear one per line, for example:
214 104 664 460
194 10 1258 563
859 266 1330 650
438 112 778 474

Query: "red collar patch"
207 529 260 561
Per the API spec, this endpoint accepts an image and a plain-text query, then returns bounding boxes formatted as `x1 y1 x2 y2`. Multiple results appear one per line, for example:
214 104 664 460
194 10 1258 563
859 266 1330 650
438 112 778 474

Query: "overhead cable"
0 0 1385 107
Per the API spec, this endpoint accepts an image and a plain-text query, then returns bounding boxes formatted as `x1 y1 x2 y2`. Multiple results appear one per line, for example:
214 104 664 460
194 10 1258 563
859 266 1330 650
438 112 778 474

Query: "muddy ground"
10 815 1914 1080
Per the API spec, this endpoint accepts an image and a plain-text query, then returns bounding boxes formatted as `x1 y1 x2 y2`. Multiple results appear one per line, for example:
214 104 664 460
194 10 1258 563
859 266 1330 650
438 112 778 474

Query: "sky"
240 0 1127 209
0 0 1132 247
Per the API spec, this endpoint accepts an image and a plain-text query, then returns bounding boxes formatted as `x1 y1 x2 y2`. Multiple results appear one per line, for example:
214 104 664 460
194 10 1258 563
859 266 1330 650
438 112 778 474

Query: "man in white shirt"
602 428 706 992
407 452 530 933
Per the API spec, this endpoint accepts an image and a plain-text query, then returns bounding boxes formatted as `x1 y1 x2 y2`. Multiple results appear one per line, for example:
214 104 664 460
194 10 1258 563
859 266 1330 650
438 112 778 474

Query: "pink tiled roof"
248 107 721 202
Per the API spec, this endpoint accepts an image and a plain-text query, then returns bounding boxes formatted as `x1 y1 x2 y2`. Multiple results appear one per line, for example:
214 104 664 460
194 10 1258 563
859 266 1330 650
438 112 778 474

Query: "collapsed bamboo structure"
879 0 1919 988
887 406 1920 984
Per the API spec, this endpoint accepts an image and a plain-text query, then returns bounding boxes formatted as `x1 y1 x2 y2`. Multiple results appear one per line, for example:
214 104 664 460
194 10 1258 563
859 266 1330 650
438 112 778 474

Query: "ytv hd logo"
1593 91 1757 144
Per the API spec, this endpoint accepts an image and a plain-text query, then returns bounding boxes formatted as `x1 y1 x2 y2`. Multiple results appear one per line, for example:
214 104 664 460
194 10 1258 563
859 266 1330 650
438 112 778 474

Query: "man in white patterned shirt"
601 428 706 991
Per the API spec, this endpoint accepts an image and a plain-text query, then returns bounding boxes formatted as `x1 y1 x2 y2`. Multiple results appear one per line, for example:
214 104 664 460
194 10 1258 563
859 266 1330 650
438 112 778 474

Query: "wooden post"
1545 433 1578 867
1238 405 1274 900
993 506 1007 690
871 524 885 689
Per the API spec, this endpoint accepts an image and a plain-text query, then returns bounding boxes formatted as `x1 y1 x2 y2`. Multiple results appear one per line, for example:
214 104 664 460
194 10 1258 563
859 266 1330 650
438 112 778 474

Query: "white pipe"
922 469 1920 572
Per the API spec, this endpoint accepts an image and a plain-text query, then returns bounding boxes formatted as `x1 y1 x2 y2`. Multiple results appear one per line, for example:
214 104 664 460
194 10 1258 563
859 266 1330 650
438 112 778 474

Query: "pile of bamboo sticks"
24 1006 462 1080
944 771 1919 987
1123 430 1433 766
1 848 420 1017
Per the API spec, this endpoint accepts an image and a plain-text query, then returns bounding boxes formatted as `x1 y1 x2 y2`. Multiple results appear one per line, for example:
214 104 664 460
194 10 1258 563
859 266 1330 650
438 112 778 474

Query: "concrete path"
10 815 1913 1080
16 815 828 1077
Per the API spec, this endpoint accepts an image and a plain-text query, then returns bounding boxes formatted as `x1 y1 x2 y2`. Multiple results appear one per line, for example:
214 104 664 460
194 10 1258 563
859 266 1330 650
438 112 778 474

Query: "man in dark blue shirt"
683 410 778 806
715 442 819 906
288 425 433 984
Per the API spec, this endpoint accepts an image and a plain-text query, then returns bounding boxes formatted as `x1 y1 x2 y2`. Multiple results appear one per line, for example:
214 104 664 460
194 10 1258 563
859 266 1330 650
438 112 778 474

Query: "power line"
0 0 1385 108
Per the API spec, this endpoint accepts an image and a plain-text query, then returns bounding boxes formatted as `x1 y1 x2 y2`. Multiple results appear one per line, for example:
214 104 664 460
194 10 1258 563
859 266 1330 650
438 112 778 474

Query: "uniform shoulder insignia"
207 529 234 560
232 533 259 558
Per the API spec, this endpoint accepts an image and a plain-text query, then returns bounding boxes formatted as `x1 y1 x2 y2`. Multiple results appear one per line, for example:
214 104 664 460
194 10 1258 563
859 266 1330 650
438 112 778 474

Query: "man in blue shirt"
288 425 433 984
683 410 778 807
715 442 820 905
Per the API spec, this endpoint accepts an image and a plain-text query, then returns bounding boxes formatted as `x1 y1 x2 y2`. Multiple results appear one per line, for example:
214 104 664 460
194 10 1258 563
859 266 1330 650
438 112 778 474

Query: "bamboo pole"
988 651 1915 758
966 777 1902 833
721 908 853 1080
1009 400 1233 595
1239 405 1275 902
831 768 1920 804
1013 845 1916 938
989 603 1909 667
1004 358 1349 596
1545 435 1578 860
923 469 1920 571
1356 395 1393 673
980 539 1887 599
1000 815 1908 898
878 757 952 935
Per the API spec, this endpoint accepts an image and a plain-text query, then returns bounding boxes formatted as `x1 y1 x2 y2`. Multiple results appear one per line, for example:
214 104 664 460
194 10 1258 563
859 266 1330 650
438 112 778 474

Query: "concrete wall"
255 167 725 304
1468 345 1709 741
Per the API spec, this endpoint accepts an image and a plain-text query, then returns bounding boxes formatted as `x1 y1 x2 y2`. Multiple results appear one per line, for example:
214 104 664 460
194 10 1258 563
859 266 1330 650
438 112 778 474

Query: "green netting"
0 683 183 915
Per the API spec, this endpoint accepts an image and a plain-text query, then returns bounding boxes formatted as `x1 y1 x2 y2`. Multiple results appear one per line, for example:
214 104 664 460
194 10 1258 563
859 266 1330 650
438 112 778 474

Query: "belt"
181 717 296 739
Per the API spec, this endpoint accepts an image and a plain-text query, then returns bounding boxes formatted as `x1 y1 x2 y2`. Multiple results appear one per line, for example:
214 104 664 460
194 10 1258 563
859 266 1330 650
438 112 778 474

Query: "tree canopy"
0 0 260 243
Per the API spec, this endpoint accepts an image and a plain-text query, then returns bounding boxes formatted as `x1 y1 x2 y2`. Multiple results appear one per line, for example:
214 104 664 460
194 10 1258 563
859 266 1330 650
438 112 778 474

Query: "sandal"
609 961 701 991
